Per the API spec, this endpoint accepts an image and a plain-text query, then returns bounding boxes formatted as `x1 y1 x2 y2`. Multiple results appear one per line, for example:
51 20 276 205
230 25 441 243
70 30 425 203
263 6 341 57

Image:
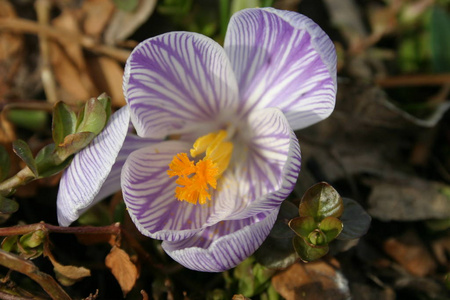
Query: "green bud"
308 229 327 246
19 230 46 249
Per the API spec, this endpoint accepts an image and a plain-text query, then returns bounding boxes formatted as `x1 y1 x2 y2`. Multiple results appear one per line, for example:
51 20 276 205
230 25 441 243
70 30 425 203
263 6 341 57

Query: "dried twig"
376 74 450 88
35 0 58 104
0 249 72 300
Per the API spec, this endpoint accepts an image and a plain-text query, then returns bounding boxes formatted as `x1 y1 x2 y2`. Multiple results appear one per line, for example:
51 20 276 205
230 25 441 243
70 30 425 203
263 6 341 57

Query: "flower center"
167 130 233 205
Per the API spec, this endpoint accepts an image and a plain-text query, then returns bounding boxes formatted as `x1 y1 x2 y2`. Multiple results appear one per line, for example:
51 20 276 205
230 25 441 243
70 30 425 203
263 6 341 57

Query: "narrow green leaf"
337 198 371 240
52 102 77 145
299 182 344 221
113 0 139 12
0 145 11 181
56 132 96 161
230 0 260 15
7 109 47 131
1 236 18 252
0 195 19 214
431 6 450 72
12 140 38 177
293 236 329 262
318 216 343 243
288 216 317 239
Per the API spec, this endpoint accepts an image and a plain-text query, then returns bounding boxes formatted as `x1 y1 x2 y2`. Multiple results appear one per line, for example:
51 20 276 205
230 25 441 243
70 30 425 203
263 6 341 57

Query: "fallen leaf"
383 230 437 277
271 259 350 300
81 0 116 38
53 261 91 286
87 56 126 107
367 178 450 221
105 246 139 296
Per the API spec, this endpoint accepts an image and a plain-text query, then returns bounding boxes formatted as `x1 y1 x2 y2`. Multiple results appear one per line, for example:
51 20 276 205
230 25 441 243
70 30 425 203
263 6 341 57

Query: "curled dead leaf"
105 246 139 297
271 259 350 300
53 261 91 286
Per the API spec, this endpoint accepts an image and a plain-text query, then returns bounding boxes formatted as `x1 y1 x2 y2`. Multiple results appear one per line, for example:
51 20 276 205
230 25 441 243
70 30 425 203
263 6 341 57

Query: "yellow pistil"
167 130 233 205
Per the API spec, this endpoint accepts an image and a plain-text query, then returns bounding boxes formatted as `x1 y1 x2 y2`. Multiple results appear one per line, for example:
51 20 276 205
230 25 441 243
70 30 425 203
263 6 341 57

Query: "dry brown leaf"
105 246 139 297
53 261 91 286
368 178 450 221
50 42 91 105
81 0 115 38
271 259 350 300
87 56 126 107
383 230 437 277
0 0 24 99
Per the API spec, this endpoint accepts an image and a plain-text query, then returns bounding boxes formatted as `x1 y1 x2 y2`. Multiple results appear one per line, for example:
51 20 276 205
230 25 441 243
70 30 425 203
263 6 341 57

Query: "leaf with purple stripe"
224 8 337 130
162 208 279 272
57 106 130 227
124 32 240 139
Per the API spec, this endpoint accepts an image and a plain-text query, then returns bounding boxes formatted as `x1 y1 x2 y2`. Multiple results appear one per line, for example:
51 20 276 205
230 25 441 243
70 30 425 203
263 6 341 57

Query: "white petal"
57 106 130 226
162 208 278 272
123 32 240 138
224 8 337 130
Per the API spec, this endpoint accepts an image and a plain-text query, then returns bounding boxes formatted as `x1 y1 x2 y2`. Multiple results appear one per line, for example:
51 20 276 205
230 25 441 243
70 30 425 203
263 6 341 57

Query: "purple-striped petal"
57 106 130 227
93 134 159 203
122 141 220 241
224 8 337 130
124 32 240 139
162 208 278 272
226 107 301 220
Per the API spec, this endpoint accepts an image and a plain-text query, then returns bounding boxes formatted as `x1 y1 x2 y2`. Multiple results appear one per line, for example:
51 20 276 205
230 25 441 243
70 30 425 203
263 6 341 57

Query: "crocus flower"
57 7 336 272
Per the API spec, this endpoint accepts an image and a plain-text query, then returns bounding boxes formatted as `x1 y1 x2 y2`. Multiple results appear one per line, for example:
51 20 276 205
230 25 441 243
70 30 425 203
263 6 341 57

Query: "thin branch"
0 222 121 236
0 249 71 300
376 74 450 88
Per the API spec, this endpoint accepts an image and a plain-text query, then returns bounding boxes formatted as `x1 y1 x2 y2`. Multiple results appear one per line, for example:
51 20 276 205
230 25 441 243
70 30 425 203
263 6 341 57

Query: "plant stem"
0 222 121 236
0 167 35 196
0 249 72 300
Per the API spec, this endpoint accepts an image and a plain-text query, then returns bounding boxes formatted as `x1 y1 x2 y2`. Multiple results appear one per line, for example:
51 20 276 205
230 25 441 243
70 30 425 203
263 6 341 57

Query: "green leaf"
113 0 139 12
292 236 329 262
254 201 298 269
12 140 38 177
0 195 19 214
19 230 45 249
235 257 256 297
337 198 371 240
7 109 47 131
230 0 260 15
52 102 77 145
35 144 73 178
269 200 298 239
431 5 450 72
1 236 18 252
299 182 344 221
97 93 112 123
288 216 317 239
76 97 107 135
318 217 343 243
0 145 11 181
55 132 96 161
